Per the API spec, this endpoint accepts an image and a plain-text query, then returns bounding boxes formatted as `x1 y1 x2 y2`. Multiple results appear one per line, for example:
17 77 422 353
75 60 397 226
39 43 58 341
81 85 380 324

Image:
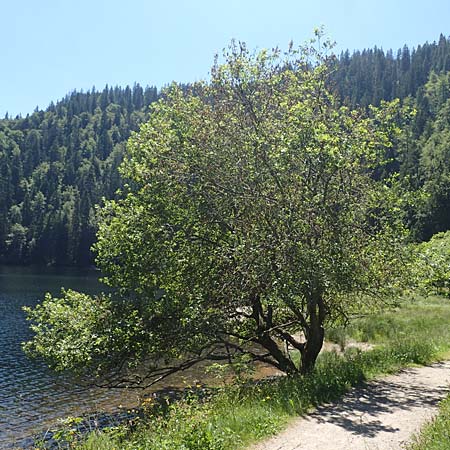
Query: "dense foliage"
24 40 412 380
333 34 450 240
2 35 450 266
416 231 450 297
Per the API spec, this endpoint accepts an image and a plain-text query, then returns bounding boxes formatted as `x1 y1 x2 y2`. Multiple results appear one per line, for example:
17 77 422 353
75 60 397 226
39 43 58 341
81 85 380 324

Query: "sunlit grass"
408 395 450 450
329 296 450 359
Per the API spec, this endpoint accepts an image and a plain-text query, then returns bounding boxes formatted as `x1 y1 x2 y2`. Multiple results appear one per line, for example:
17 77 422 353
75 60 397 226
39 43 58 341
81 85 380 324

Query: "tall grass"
329 296 450 358
73 296 450 450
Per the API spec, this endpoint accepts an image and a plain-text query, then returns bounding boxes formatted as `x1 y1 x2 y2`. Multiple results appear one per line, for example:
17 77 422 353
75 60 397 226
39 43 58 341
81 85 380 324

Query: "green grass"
329 295 450 359
408 395 450 450
70 296 450 450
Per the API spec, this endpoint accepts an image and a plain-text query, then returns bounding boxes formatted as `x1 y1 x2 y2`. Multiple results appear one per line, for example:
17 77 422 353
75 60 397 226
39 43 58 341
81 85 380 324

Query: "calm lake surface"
0 266 144 448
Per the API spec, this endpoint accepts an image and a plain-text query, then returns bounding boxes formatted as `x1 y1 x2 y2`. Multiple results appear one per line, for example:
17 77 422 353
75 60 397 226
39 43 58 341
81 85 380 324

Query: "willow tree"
24 39 411 386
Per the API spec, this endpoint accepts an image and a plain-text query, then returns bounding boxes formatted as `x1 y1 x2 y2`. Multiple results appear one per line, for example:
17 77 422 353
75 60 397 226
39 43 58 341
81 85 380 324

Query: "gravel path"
250 361 450 450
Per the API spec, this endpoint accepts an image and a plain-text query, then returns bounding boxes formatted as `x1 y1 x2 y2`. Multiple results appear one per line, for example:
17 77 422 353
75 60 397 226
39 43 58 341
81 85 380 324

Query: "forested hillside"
0 85 158 265
332 33 450 107
1 35 450 266
330 34 450 240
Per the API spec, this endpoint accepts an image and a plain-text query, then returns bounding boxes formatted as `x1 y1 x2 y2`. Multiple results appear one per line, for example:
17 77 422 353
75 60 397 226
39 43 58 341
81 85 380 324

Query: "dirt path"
250 361 450 450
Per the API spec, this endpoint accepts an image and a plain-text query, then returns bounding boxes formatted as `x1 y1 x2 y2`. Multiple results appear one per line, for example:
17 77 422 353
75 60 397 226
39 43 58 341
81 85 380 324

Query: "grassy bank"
408 395 450 450
328 296 450 358
69 296 450 450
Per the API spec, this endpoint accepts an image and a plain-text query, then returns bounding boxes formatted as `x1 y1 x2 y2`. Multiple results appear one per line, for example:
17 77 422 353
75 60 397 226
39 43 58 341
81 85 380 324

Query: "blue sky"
1 0 449 117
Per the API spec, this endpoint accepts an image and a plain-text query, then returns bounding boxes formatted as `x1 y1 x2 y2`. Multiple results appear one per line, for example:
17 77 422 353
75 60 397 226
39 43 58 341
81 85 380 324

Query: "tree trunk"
258 333 298 374
250 292 298 374
300 323 324 374
300 292 326 374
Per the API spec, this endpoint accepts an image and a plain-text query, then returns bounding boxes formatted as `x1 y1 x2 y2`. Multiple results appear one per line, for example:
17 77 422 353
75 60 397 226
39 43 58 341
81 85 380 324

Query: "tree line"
331 33 450 107
0 84 157 265
2 35 450 266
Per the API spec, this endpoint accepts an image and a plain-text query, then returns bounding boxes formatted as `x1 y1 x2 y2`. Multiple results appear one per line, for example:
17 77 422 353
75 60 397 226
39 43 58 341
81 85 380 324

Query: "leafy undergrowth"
408 395 450 450
70 296 450 450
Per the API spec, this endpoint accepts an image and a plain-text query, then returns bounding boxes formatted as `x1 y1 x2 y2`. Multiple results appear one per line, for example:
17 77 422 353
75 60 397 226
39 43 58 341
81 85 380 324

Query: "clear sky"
1 0 449 117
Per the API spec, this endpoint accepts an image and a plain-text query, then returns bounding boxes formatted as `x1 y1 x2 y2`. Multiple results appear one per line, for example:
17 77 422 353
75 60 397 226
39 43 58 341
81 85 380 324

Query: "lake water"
0 266 144 448
0 266 277 449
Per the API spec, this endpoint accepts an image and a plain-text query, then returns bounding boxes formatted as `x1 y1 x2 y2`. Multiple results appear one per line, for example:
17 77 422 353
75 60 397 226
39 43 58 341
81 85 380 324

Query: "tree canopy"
24 39 413 384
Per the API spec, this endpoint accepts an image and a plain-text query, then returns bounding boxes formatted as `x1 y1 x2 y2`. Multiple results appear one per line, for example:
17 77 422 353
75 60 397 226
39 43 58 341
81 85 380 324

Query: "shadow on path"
309 362 450 438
